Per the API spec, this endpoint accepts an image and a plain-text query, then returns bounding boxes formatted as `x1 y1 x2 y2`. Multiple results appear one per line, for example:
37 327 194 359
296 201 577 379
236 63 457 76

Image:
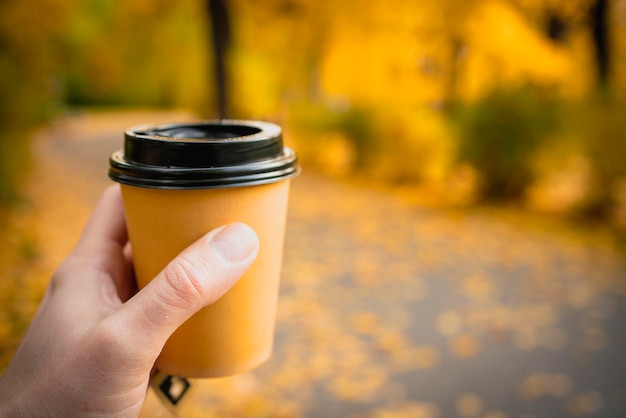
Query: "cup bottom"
156 344 273 378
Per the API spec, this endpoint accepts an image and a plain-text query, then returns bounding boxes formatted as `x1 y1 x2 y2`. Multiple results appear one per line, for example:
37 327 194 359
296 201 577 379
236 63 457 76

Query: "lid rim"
109 165 300 189
108 148 299 189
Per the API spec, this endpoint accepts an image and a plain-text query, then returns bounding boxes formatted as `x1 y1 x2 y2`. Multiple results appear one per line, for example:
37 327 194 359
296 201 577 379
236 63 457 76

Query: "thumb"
116 222 259 354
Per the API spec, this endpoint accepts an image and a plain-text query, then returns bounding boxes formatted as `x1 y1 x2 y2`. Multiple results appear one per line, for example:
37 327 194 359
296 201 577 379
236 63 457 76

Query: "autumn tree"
0 0 77 203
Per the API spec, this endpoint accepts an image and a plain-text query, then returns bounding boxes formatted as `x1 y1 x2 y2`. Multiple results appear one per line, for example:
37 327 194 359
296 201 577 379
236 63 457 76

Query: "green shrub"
288 101 376 170
455 86 560 202
575 94 626 219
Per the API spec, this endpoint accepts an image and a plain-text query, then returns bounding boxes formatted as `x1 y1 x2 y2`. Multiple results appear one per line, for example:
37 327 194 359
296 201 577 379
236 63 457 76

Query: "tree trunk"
207 0 231 119
546 13 568 43
590 0 610 87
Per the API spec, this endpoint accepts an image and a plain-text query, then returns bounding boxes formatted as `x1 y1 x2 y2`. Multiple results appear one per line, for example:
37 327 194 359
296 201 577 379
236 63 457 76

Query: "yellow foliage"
319 0 444 107
331 106 454 184
230 48 283 119
462 0 573 99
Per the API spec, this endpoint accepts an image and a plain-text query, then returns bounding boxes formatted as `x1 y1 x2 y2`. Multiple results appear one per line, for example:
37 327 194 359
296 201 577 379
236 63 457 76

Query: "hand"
0 185 259 417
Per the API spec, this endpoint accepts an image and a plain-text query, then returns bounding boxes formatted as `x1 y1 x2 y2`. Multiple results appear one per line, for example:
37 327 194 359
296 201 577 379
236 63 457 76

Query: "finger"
117 242 137 303
50 185 130 302
115 223 259 353
74 184 128 258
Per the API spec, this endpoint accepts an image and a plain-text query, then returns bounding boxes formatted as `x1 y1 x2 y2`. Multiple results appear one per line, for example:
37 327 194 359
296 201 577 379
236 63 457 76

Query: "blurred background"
2 0 626 217
1 0 626 417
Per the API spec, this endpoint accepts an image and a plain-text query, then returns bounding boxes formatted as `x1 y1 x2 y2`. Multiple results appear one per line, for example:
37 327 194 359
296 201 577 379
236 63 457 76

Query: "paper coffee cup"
108 120 299 378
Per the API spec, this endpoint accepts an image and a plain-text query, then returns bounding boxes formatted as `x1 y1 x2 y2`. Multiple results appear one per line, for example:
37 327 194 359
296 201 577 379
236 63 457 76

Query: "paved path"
20 111 626 418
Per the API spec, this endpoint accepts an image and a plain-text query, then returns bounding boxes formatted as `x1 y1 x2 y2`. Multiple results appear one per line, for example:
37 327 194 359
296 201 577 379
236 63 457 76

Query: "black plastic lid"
108 120 299 189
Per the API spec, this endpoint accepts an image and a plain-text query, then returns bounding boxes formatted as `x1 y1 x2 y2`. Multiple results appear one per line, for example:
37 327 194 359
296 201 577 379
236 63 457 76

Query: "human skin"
0 185 259 417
